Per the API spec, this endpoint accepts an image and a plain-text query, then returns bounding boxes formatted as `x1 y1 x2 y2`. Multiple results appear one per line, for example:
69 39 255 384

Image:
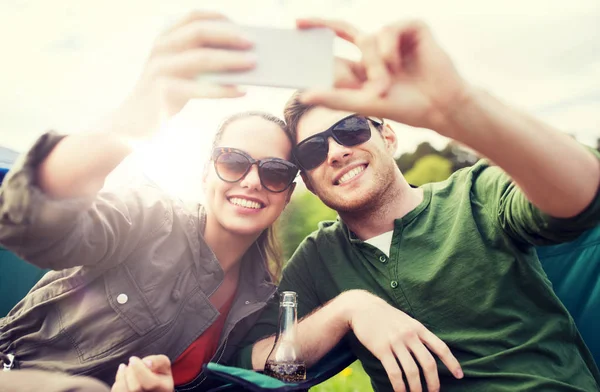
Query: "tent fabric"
0 146 19 183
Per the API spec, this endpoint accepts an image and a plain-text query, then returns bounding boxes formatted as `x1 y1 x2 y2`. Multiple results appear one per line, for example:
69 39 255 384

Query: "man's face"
296 107 398 213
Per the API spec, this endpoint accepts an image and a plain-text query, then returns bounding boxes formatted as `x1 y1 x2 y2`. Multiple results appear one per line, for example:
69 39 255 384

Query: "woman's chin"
222 220 269 238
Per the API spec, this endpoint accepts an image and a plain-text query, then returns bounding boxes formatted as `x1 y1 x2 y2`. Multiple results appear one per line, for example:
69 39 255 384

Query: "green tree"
395 142 438 172
404 154 453 186
278 190 338 261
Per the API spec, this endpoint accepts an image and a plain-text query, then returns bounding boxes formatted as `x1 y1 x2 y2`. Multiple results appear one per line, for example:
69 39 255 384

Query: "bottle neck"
277 304 297 341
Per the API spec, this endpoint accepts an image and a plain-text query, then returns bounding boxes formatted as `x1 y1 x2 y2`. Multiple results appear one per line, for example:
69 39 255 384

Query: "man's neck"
339 177 424 241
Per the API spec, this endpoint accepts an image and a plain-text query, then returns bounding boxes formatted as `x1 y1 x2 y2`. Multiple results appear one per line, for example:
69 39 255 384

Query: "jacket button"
117 294 128 304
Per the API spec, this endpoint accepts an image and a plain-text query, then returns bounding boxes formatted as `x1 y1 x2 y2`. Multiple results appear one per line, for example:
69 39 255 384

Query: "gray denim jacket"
0 132 276 386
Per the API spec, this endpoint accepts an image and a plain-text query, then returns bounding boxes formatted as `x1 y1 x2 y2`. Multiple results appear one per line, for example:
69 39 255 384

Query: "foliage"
310 361 373 392
404 154 453 186
396 141 478 173
277 190 338 261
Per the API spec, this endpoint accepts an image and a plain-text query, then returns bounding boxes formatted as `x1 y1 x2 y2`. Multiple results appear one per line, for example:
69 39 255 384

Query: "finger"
378 26 402 73
299 88 386 118
419 328 463 379
356 34 391 94
169 78 247 100
141 355 172 376
333 57 365 89
158 48 256 77
407 341 439 392
111 363 128 392
155 22 253 55
393 345 422 392
124 362 143 392
161 10 228 36
296 18 361 43
380 355 406 392
129 356 162 390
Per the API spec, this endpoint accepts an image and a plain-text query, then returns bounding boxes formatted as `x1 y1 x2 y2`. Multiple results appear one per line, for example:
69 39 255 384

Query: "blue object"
0 167 9 185
537 227 600 365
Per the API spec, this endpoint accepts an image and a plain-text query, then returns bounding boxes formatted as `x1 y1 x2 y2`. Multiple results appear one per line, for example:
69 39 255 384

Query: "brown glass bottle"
264 291 306 382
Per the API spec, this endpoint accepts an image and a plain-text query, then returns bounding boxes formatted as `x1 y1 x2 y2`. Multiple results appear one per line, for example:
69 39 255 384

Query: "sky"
1 0 598 198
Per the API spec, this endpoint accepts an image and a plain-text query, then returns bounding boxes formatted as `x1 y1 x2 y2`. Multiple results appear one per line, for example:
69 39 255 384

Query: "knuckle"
189 24 208 45
400 329 418 341
404 367 419 379
192 49 210 63
394 383 406 392
388 368 403 379
437 345 452 358
354 34 367 48
372 345 389 359
422 358 437 373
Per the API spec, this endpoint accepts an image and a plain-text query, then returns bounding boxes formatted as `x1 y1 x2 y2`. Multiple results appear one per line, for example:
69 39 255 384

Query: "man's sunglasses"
212 147 298 193
292 115 383 171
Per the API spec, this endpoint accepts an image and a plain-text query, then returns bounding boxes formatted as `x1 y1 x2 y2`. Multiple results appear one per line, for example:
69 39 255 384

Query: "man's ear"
285 182 297 204
300 172 316 195
381 123 398 154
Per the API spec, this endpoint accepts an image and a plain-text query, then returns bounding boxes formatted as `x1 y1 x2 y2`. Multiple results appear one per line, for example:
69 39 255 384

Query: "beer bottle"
264 291 307 382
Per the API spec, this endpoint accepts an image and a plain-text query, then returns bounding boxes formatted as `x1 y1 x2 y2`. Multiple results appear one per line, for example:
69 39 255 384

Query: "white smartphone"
199 24 335 89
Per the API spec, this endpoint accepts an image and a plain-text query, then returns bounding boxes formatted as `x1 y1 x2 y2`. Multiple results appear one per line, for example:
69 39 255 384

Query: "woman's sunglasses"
292 115 383 171
212 147 298 193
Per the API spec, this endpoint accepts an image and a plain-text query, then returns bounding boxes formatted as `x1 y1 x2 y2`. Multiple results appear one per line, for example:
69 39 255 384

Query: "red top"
172 293 237 386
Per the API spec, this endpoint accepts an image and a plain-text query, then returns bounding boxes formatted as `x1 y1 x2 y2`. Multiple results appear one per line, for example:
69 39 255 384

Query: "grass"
310 361 374 392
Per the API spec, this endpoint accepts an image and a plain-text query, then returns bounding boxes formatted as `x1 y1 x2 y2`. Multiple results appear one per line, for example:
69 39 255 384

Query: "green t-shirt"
234 160 600 391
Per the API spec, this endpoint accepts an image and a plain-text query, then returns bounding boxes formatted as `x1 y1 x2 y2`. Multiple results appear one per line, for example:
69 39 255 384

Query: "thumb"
142 354 172 375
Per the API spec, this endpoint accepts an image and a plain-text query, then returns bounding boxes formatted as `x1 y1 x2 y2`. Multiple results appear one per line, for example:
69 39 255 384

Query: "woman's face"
204 116 295 237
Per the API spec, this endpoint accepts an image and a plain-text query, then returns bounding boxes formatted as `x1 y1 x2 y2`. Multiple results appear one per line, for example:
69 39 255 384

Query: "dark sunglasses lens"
333 116 372 146
296 136 329 170
215 152 250 182
260 161 297 192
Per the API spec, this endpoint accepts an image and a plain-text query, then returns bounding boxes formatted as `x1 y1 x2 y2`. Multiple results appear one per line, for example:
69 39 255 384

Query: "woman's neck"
203 215 262 275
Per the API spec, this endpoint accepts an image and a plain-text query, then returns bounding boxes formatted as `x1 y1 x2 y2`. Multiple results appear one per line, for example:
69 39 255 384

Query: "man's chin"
321 193 378 213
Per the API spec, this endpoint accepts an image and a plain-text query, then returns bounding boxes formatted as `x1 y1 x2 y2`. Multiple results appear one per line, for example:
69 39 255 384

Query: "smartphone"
199 24 334 90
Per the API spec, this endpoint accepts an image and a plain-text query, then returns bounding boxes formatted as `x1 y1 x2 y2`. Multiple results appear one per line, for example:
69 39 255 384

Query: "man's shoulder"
427 159 501 195
294 219 346 255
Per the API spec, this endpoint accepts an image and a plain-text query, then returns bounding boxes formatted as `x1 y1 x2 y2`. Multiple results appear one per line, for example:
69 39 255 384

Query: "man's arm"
251 290 463 392
297 19 600 219
437 89 600 219
250 290 350 370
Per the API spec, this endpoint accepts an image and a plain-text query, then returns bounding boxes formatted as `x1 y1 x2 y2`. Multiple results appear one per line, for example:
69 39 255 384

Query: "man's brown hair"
283 91 315 146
